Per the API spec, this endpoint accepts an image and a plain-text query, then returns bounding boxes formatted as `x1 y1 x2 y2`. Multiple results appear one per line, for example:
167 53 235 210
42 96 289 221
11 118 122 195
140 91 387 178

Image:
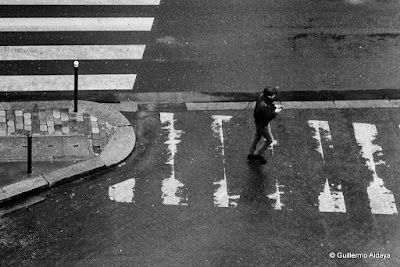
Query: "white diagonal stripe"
0 45 146 60
0 18 154 32
0 0 160 4
0 74 136 91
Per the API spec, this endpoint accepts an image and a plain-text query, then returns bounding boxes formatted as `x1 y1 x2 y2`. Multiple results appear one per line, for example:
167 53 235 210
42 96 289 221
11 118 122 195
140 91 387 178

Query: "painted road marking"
308 120 332 162
308 120 346 213
319 179 346 213
109 178 136 203
0 45 146 61
0 0 161 4
211 115 240 207
353 123 398 215
0 18 155 32
160 112 187 206
267 180 285 210
105 116 399 216
0 74 136 91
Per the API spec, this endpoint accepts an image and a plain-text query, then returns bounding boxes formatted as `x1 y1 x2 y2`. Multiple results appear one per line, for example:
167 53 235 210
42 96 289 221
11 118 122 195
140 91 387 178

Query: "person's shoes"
247 154 257 160
247 154 267 164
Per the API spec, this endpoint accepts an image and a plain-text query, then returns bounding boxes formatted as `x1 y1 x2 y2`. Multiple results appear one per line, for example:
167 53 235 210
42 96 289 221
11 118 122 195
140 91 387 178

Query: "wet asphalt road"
2 0 400 94
1 107 399 266
141 0 400 93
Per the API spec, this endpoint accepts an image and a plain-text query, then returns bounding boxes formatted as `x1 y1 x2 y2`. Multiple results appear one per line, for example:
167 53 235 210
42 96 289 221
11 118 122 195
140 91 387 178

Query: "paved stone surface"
0 101 135 204
0 107 118 159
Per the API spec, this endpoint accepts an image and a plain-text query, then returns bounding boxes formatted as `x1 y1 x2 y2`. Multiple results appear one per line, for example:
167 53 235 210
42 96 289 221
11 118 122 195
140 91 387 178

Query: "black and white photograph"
0 0 399 266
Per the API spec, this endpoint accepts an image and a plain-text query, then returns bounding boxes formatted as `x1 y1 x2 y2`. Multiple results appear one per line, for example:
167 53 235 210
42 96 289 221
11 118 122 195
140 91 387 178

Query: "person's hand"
275 104 283 113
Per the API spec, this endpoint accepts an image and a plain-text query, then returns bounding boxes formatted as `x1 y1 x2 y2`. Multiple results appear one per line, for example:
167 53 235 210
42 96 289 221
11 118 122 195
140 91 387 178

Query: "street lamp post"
74 60 79 112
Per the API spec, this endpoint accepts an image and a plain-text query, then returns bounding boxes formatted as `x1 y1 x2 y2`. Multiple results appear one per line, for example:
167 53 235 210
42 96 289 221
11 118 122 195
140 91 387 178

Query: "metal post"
27 134 32 174
74 60 79 112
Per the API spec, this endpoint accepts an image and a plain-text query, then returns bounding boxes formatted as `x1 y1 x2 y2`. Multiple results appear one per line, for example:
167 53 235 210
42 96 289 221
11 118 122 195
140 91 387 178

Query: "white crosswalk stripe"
0 74 136 91
160 112 187 206
353 122 398 215
109 178 136 203
308 120 346 213
0 1 158 92
267 180 285 210
0 18 155 32
0 45 146 60
109 113 399 216
0 0 161 5
211 115 240 208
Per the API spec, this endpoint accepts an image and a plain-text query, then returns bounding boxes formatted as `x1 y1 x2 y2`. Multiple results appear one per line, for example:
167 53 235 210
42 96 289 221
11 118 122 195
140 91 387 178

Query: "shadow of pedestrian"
239 160 274 208
341 179 376 229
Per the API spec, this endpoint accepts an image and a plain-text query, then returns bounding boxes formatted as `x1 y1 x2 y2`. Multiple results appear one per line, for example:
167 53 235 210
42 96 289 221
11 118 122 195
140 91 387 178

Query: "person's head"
263 86 278 99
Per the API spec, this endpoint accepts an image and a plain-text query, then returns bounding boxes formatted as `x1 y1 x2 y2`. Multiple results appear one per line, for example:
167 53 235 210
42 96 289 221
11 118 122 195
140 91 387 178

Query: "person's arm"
270 103 279 116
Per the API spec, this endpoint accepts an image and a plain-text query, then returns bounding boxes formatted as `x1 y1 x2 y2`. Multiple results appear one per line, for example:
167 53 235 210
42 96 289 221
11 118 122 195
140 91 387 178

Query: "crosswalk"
109 112 399 216
0 0 159 91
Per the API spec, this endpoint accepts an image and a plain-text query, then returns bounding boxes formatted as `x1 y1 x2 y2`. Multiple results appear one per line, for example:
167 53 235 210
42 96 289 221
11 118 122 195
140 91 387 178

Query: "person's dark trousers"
248 122 274 157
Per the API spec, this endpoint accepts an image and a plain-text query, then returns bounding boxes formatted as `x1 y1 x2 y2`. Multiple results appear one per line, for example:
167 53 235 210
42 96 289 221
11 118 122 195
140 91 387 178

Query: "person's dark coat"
253 94 277 127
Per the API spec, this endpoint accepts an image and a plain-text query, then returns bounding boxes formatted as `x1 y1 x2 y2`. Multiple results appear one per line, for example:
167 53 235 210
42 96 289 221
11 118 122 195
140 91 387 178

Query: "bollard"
74 60 79 112
27 134 32 174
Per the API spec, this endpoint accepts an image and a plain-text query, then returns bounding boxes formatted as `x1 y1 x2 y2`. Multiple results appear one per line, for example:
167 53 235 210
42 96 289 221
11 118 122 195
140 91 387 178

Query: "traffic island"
0 100 136 204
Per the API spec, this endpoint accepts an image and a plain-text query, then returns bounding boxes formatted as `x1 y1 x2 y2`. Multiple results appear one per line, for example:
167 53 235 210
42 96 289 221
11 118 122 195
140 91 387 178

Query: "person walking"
248 86 282 164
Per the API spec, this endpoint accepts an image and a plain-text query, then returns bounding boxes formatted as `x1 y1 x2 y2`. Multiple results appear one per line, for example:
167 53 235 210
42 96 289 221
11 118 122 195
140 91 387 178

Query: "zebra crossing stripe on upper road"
0 18 154 32
0 0 161 5
0 45 146 60
0 2 159 91
0 74 136 91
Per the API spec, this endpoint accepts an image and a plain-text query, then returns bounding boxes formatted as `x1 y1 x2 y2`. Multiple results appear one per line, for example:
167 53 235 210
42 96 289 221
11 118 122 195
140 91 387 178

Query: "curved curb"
0 100 136 204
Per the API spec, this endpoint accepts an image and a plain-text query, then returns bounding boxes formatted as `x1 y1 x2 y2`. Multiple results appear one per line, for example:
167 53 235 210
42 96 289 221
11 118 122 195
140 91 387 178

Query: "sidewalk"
0 100 135 204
